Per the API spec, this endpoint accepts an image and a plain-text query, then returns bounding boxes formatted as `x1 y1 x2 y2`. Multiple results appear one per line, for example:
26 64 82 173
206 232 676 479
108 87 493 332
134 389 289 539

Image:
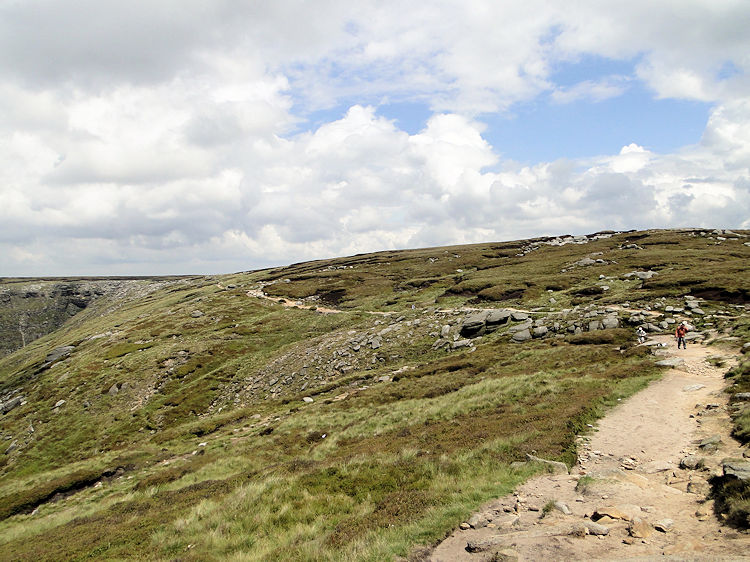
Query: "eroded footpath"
430 336 750 561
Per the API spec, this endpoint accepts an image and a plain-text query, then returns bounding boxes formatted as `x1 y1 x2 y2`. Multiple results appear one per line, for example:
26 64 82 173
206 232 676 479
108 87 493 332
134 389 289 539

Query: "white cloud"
0 1 748 275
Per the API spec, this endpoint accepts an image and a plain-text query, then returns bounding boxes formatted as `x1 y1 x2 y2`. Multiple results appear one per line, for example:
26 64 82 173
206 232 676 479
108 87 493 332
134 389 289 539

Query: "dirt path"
430 336 750 561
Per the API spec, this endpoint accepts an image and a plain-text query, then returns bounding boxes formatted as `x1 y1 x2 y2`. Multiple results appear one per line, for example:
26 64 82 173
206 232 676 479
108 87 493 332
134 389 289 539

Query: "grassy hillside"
0 228 748 560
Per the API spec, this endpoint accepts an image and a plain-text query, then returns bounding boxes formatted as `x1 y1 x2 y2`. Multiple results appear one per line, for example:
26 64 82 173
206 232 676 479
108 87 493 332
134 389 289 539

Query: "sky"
1 0 749 276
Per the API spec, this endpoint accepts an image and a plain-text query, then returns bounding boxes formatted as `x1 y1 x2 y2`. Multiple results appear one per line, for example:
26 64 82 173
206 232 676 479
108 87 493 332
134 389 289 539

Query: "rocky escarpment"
0 279 176 359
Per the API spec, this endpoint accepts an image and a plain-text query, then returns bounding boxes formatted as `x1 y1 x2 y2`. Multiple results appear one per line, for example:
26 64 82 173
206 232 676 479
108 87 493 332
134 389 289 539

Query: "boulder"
486 309 512 327
108 384 119 396
576 257 597 266
601 315 619 329
511 329 532 343
680 455 705 470
532 326 548 338
1 396 23 414
460 312 489 337
511 311 528 322
723 459 750 481
45 345 75 364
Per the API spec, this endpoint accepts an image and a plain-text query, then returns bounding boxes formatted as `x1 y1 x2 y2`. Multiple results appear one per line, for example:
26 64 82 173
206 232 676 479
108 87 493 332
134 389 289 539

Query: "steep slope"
0 228 748 560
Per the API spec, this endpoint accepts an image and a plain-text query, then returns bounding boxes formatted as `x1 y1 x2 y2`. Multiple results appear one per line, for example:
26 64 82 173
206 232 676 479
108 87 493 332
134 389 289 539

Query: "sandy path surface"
430 336 750 561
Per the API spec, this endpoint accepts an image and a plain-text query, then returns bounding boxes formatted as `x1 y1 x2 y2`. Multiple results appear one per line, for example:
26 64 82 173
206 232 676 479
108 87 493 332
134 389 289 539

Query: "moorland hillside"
0 228 748 560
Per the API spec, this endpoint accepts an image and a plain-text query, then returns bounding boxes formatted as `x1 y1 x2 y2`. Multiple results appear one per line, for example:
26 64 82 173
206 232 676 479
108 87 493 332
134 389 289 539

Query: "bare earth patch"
430 336 750 561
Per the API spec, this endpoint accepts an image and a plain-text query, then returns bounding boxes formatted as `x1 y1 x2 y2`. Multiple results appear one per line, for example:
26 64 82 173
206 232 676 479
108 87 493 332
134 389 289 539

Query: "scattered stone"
680 455 705 470
593 506 631 521
302 397 314 403
108 383 119 396
53 399 66 408
467 512 491 529
639 460 672 474
553 501 571 515
628 517 653 538
654 518 674 533
655 357 684 367
511 311 528 322
459 522 470 530
683 384 706 392
532 326 548 338
465 537 505 553
584 520 610 536
191 310 204 318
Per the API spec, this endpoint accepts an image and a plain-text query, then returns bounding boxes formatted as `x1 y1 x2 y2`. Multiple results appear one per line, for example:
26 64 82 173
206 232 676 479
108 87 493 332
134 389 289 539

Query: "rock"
628 517 653 538
699 435 722 449
369 337 382 350
683 384 706 392
733 392 750 401
567 523 587 537
525 453 568 475
593 506 632 521
191 310 204 318
1 396 23 414
53 399 66 408
723 459 750 481
576 257 597 266
654 518 674 532
511 329 532 343
440 325 451 338
45 345 75 364
584 520 610 536
452 339 473 350
467 512 490 529
639 460 673 473
511 311 528 322
588 320 602 332
460 312 489 337
108 384 119 396
302 397 314 403
655 358 684 367
532 326 548 338
601 315 619 329
680 455 705 470
486 309 512 327
5 440 18 454
554 501 571 515
465 537 504 553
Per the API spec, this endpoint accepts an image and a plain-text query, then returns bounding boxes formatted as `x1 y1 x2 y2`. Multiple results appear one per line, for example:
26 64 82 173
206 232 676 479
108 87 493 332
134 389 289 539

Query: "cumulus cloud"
0 1 748 275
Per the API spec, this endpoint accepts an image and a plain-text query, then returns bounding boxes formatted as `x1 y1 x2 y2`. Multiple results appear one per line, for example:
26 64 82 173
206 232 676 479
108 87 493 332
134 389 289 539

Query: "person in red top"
675 322 688 349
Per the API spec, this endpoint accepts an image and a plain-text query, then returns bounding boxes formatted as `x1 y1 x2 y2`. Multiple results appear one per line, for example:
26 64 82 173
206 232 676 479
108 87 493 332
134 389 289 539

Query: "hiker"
636 326 646 344
675 322 688 349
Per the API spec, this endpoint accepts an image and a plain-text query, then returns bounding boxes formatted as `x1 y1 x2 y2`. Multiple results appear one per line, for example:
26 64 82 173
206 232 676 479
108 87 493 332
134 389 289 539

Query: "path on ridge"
430 336 750 561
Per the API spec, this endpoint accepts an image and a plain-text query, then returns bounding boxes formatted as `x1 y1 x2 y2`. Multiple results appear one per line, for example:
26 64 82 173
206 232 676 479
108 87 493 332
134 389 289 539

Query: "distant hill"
0 228 748 560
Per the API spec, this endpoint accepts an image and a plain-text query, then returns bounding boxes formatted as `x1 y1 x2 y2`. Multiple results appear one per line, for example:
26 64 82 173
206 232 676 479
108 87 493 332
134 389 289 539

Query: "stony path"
429 336 750 561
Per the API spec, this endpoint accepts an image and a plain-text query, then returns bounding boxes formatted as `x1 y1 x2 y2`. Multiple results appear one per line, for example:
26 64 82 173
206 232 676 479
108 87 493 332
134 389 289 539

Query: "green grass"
0 228 748 559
